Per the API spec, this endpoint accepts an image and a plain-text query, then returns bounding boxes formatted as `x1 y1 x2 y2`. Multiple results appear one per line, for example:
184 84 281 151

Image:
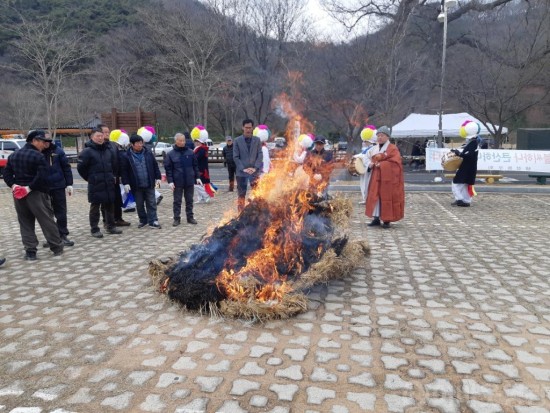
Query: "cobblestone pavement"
1 188 549 413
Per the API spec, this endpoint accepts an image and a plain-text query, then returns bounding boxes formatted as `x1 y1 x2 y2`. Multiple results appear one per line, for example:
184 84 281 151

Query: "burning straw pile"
149 119 370 321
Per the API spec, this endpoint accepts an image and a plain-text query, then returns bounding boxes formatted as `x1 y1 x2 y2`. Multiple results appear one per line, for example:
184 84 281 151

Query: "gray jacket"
233 135 263 178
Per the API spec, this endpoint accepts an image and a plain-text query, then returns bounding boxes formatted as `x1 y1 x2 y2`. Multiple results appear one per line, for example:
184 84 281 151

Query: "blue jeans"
133 188 158 225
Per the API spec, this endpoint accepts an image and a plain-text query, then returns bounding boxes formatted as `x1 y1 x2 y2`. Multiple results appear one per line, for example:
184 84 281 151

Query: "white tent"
391 113 508 138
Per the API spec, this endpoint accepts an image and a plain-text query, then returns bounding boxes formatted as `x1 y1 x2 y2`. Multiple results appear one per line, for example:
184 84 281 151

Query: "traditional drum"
347 156 366 176
441 152 463 171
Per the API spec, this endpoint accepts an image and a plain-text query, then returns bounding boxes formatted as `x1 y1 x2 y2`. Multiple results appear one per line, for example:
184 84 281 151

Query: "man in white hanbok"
356 135 378 204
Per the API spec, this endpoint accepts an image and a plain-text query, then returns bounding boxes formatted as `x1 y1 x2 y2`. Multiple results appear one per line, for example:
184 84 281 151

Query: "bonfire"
149 109 370 321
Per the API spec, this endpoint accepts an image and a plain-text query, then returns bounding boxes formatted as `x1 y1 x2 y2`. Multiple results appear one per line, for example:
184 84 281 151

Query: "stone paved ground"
0 188 549 413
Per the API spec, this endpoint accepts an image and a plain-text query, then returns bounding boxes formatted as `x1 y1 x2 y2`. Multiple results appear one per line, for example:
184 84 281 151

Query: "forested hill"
0 0 147 51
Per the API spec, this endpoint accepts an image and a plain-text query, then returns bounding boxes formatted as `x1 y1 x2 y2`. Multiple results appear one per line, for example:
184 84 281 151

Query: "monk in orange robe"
365 126 405 229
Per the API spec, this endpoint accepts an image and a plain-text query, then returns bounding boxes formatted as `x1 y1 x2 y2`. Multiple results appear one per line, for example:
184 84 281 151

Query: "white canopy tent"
391 113 508 138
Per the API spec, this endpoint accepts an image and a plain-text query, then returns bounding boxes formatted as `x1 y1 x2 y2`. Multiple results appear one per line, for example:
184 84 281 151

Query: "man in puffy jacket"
77 127 123 238
3 130 64 260
42 135 75 247
222 136 236 191
164 133 201 226
120 134 162 229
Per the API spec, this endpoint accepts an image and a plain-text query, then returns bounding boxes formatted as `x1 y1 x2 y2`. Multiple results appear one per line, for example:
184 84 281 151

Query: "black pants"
14 191 63 253
173 185 194 220
102 183 123 222
227 163 236 182
91 202 115 233
49 188 69 236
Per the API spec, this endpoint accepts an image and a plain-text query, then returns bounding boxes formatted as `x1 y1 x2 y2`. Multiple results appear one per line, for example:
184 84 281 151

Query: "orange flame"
214 74 335 304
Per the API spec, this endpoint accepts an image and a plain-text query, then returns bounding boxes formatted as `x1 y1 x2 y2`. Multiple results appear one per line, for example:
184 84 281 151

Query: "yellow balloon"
109 130 122 142
360 128 374 141
459 126 467 138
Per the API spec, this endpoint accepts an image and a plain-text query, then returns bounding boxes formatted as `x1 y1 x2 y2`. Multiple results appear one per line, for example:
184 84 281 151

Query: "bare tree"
2 18 93 139
448 0 550 147
0 83 43 131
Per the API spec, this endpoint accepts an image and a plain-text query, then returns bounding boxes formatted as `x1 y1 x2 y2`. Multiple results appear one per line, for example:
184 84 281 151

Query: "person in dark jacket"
0 256 5 267
3 130 64 260
452 122 480 207
42 136 74 247
164 133 202 226
120 134 162 229
222 136 236 192
99 124 131 227
77 127 123 238
303 135 334 197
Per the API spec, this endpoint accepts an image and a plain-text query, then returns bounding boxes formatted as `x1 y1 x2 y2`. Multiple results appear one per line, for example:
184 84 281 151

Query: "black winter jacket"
453 138 479 185
43 145 73 190
3 143 50 193
120 147 161 190
164 145 199 188
222 144 236 167
77 140 117 203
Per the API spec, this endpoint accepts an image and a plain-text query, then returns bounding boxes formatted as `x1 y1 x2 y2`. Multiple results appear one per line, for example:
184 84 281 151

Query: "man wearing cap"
303 135 334 196
222 136 236 192
3 130 64 260
365 126 405 229
233 119 263 212
42 132 75 248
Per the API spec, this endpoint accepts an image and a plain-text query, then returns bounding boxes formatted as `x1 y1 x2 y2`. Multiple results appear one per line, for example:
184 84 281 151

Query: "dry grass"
217 292 309 321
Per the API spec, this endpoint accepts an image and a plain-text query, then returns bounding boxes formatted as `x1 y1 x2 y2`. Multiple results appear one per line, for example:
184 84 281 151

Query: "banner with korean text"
426 148 550 173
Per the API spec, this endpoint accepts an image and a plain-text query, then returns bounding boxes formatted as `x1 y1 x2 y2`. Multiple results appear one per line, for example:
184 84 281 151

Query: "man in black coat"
77 128 123 238
42 136 74 247
452 135 479 207
120 134 162 229
222 136 236 192
164 133 202 226
3 130 64 260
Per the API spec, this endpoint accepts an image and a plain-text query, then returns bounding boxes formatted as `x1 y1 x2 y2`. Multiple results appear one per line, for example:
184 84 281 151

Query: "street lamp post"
437 0 457 148
189 60 195 125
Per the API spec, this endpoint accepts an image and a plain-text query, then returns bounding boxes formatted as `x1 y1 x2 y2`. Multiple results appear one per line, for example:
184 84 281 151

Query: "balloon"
464 121 480 138
109 129 129 146
298 133 313 149
253 124 270 142
360 125 376 141
144 125 156 135
459 126 468 138
191 125 209 143
137 126 153 143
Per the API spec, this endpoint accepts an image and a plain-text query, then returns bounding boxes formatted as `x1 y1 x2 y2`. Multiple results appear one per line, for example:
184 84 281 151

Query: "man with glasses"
77 128 123 238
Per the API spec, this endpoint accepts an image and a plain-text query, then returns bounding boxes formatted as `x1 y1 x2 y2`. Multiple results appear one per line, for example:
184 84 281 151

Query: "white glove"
124 184 131 193
66 186 73 196
196 179 203 186
155 179 161 188
313 173 322 181
168 182 175 190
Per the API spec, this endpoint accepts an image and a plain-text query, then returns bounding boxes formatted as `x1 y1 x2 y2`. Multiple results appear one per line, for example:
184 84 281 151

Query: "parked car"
274 137 286 148
1 139 27 176
336 140 348 151
154 142 173 158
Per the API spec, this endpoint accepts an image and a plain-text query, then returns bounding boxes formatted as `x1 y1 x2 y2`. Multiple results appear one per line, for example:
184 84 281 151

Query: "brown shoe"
115 220 131 227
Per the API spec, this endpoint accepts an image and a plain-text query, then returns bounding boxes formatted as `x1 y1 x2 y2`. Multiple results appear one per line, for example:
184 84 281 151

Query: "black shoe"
382 222 391 229
451 200 459 206
137 222 147 228
457 201 470 207
115 220 131 227
367 218 381 227
172 218 181 227
149 221 162 229
187 218 198 225
25 251 37 261
52 249 64 256
107 227 123 234
156 195 163 205
0 257 6 266
91 231 104 238
61 236 74 247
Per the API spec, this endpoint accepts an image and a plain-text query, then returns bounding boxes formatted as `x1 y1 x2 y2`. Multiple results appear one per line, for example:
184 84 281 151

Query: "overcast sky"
306 0 369 42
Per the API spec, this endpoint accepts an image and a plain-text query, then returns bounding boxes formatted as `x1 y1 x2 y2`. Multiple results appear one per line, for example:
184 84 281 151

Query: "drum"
347 156 366 176
441 152 463 171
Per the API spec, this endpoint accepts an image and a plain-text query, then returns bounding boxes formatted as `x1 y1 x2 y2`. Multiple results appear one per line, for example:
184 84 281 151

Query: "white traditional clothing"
357 144 376 202
261 145 271 175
